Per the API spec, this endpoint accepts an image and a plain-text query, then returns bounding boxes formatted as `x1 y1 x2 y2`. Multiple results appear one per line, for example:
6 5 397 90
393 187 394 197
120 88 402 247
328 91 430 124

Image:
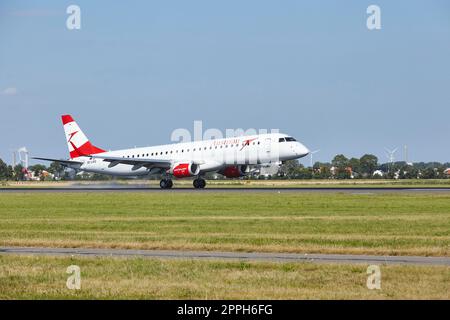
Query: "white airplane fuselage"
78 133 309 176
34 115 310 188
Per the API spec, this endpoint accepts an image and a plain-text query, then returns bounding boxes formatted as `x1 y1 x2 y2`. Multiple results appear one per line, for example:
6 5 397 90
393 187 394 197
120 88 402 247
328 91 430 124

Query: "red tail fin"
62 115 106 159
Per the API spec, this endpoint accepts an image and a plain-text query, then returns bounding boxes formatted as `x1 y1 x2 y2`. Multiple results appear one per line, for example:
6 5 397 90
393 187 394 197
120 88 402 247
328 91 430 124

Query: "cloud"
1 87 18 96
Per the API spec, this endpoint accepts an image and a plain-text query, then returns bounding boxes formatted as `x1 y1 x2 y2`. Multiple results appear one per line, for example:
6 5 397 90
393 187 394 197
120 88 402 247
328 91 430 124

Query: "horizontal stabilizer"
32 157 83 166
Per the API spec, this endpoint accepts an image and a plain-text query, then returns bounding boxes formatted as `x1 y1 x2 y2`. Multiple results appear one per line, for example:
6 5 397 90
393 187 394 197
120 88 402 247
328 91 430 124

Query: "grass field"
0 192 449 256
3 178 450 188
1 191 449 299
0 255 448 299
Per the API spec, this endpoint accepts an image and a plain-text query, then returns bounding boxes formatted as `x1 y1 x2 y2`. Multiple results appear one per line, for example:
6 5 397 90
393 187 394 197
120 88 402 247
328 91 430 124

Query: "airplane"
33 115 310 188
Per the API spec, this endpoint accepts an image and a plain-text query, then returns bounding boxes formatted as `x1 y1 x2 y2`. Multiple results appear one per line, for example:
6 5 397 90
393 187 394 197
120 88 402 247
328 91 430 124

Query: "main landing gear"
159 177 206 189
159 178 173 189
193 178 206 189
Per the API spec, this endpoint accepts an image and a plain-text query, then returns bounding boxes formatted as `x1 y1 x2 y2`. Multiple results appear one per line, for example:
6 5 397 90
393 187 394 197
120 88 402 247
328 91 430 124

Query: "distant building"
372 170 384 177
27 170 54 181
330 166 354 178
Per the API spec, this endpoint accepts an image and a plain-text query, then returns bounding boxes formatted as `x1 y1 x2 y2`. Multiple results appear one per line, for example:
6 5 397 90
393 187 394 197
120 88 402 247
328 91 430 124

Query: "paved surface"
1 247 449 266
2 187 450 193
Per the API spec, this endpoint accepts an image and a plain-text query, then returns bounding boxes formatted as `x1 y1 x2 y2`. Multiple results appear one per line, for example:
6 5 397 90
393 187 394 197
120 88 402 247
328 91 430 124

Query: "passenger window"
279 138 285 142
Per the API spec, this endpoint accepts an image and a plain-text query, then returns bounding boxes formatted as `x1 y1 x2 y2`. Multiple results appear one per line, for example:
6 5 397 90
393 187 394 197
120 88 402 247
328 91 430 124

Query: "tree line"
279 154 450 179
0 155 449 181
0 159 65 181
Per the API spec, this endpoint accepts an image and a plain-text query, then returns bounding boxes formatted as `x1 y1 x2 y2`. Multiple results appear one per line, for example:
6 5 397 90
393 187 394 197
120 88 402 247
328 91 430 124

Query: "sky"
0 0 449 167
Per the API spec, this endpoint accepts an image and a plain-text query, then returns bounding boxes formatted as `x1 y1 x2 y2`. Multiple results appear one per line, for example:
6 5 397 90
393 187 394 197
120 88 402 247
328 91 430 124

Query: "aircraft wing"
32 157 83 166
89 155 172 169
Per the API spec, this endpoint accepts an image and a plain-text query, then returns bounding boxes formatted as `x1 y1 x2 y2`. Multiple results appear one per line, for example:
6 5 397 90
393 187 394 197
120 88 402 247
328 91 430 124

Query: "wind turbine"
309 149 320 168
384 147 397 173
9 148 17 167
16 147 29 169
384 147 397 164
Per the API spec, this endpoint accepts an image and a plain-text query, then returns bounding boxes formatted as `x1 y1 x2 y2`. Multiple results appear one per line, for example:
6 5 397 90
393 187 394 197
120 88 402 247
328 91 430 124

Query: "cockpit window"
279 138 285 142
285 137 296 142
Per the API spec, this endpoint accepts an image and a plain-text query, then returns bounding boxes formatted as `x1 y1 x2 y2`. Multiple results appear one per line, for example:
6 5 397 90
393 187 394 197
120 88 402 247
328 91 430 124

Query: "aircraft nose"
303 146 310 156
301 145 310 156
296 143 309 157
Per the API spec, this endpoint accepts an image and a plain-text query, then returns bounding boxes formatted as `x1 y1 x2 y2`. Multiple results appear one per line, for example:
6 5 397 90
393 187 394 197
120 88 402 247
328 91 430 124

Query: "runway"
2 186 450 193
1 247 449 266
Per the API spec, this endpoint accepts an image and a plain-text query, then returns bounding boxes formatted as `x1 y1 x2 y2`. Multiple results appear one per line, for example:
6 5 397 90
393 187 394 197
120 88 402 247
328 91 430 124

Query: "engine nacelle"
170 162 200 178
221 165 250 178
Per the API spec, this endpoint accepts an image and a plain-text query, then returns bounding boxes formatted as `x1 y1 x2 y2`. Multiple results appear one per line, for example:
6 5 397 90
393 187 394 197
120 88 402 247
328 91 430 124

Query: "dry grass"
0 192 449 256
1 191 449 299
0 254 448 299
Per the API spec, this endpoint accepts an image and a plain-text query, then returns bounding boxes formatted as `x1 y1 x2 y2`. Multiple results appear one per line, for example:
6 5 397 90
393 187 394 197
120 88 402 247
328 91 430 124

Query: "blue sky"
1 0 449 166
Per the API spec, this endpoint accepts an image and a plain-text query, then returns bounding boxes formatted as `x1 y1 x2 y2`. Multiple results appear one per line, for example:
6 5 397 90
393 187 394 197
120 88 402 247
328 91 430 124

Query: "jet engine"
220 165 250 178
169 162 200 178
